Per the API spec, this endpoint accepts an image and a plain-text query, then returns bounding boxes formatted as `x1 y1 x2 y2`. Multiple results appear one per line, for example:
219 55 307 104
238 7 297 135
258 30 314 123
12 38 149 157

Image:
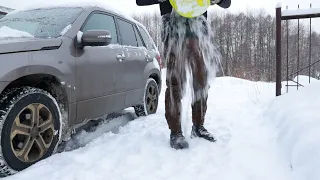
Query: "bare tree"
131 9 320 82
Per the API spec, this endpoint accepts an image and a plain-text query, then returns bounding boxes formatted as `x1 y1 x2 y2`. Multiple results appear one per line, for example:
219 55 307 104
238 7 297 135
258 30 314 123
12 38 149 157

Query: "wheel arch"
0 73 70 127
147 69 162 93
0 86 63 176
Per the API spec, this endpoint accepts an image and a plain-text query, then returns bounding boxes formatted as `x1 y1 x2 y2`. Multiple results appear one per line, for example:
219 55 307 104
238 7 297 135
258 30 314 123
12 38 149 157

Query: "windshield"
0 7 83 38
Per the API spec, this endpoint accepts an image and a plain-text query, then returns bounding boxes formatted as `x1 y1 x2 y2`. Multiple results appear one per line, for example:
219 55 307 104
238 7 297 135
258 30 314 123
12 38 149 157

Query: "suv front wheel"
134 78 159 117
0 87 61 177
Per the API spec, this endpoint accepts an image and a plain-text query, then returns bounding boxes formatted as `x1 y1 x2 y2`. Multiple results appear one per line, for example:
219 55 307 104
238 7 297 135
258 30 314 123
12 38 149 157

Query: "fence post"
276 6 282 96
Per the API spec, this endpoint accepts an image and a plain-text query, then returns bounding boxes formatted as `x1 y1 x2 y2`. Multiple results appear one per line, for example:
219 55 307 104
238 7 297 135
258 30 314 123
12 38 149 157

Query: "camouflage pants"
162 13 209 134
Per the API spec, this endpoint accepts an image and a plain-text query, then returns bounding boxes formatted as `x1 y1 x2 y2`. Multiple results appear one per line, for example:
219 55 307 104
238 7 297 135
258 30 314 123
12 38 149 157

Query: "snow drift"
265 79 320 180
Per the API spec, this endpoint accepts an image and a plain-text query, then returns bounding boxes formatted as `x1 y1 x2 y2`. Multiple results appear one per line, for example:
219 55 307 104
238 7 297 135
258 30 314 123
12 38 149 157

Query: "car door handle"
116 53 125 61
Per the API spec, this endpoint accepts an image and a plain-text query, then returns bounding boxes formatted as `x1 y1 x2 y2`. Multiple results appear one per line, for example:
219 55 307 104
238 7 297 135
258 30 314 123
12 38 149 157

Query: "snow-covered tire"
134 78 159 117
0 87 62 177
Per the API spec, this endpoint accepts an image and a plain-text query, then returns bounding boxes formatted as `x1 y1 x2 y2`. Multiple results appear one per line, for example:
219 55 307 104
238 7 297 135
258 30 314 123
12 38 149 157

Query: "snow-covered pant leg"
184 18 210 127
192 94 208 126
187 36 209 127
164 52 184 134
162 12 210 134
162 13 186 134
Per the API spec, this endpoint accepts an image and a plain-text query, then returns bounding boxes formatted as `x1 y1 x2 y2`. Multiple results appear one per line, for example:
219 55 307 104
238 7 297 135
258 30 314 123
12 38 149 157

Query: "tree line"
132 9 320 82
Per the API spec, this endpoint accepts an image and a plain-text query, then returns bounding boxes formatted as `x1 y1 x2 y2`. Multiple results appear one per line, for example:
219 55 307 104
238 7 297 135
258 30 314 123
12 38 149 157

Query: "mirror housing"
77 30 112 48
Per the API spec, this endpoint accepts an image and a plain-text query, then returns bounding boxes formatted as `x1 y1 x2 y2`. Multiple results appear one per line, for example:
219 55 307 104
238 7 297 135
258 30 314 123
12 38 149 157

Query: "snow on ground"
265 80 320 180
3 70 319 180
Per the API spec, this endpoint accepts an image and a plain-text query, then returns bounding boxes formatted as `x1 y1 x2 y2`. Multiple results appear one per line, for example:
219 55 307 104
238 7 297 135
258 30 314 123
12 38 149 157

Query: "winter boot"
191 125 216 142
170 132 189 150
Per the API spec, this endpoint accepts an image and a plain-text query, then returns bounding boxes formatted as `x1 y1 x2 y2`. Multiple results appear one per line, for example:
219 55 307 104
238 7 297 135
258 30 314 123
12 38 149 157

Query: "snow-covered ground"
266 79 320 180
3 70 320 180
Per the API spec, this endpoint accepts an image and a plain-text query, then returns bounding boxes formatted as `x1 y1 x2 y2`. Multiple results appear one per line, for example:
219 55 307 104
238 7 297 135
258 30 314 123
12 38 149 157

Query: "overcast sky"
1 0 320 30
1 0 320 15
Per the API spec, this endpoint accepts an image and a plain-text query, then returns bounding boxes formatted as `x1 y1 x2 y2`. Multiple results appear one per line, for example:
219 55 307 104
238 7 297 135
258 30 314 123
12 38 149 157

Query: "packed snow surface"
0 26 34 38
3 70 319 180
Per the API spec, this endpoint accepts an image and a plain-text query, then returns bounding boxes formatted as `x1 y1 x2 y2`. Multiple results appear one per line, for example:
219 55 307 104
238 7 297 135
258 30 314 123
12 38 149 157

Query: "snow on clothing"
161 12 210 134
136 0 230 148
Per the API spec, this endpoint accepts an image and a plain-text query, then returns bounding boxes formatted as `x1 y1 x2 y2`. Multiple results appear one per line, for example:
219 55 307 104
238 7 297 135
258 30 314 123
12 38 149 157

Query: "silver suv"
0 5 161 176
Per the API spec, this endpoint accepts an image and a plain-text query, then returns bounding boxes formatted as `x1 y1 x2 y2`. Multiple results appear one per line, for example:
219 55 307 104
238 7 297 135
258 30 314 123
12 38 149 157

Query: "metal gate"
275 4 320 96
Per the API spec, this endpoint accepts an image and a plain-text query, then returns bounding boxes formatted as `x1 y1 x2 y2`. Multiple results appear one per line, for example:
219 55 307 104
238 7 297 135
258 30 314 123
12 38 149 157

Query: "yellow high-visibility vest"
169 0 210 18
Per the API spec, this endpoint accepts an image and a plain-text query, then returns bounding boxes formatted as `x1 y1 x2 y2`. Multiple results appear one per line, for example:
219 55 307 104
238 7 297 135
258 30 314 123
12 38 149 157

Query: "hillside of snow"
2 70 319 180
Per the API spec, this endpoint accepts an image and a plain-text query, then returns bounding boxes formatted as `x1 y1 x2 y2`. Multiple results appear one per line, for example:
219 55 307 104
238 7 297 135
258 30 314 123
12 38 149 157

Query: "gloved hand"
210 0 221 5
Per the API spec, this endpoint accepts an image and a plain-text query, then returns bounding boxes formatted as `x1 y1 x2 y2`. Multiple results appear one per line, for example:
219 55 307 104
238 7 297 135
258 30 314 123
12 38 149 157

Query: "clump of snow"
76 31 83 43
282 8 320 17
276 2 282 8
60 24 72 36
0 6 14 13
265 81 320 180
108 44 123 49
0 26 34 38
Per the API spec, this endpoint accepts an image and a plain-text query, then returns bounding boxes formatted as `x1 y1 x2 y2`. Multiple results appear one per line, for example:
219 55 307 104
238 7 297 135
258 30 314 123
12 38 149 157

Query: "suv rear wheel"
134 78 159 117
0 87 61 177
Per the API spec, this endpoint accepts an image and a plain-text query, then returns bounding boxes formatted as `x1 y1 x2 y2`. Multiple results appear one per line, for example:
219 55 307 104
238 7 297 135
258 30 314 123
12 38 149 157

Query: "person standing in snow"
136 0 231 149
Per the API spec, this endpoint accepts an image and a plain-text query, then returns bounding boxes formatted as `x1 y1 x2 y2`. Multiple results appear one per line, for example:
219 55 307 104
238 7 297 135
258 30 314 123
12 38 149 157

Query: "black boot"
191 125 216 142
170 132 189 150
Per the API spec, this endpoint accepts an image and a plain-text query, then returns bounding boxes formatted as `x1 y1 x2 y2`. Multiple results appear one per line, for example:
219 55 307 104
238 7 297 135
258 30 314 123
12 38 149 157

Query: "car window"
117 19 138 47
138 26 155 50
0 7 83 38
82 13 118 44
133 26 144 47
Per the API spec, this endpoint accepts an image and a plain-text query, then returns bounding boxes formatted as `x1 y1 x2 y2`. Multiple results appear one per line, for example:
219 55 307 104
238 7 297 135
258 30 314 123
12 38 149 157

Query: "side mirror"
77 30 112 47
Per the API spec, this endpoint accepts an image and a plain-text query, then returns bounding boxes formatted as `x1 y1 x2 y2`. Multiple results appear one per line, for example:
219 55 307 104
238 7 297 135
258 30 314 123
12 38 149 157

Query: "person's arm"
211 0 231 8
136 0 166 6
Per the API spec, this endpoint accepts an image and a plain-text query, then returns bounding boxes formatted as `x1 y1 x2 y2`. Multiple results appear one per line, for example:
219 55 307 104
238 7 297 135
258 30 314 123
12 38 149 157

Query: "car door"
116 18 148 106
75 12 126 123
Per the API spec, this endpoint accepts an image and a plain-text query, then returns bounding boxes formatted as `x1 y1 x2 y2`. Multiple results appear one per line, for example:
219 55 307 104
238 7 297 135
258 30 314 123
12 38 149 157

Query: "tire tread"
0 86 60 177
134 78 159 117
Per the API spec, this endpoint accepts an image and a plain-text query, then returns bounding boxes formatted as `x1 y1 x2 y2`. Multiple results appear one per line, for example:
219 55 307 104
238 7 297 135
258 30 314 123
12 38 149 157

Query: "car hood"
0 37 62 54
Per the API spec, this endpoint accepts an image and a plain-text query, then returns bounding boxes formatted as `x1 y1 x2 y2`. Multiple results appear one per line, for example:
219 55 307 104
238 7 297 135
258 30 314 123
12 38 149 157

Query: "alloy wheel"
146 84 158 113
10 103 54 163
